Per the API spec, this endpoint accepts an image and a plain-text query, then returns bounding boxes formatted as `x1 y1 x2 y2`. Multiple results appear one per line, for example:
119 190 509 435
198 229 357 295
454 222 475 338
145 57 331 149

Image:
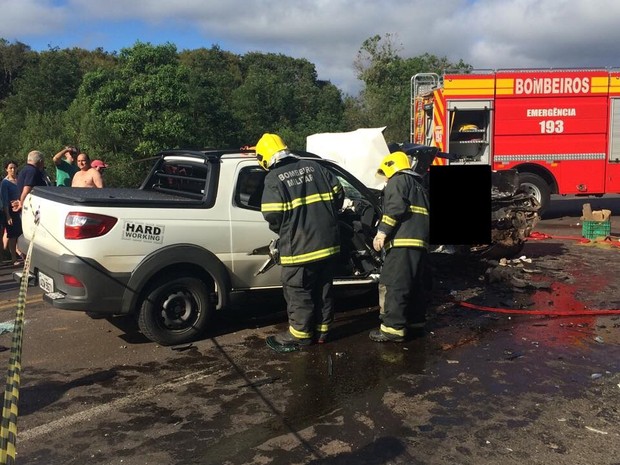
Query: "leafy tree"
232 53 344 149
179 46 243 147
0 112 9 157
0 110 66 181
353 34 471 142
72 46 118 74
79 42 192 157
0 46 83 155
5 47 83 114
0 34 474 187
0 39 32 101
343 94 373 130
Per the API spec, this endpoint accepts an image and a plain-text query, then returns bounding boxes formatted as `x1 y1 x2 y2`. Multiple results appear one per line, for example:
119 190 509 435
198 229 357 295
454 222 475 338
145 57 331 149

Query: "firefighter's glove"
373 232 387 252
340 198 354 212
268 239 280 264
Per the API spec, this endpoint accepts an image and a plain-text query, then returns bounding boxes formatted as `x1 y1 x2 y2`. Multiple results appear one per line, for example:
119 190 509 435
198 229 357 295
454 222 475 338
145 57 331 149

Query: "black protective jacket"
261 157 344 265
378 170 430 250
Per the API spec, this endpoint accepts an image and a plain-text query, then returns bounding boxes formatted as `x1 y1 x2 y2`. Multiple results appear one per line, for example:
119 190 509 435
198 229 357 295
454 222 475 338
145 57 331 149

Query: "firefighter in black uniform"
370 151 430 342
256 133 344 350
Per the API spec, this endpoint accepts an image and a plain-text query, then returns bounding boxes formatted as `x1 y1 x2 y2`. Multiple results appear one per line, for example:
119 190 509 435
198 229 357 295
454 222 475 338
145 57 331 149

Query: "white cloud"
2 0 620 95
0 0 67 38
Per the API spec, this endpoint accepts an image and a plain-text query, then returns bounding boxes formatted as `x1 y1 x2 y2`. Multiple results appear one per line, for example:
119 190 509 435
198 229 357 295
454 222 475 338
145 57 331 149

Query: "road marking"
0 296 43 312
19 368 223 442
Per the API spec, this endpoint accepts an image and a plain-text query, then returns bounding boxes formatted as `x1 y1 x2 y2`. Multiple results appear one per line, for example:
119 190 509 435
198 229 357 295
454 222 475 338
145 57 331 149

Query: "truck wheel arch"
122 244 232 315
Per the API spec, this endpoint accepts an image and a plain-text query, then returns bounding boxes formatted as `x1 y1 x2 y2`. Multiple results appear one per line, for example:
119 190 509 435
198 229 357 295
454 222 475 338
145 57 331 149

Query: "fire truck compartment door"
447 100 493 111
605 98 620 192
446 100 492 164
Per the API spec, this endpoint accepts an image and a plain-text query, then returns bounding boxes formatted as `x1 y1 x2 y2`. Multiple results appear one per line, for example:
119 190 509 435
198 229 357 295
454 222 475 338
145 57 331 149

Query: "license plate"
38 272 54 293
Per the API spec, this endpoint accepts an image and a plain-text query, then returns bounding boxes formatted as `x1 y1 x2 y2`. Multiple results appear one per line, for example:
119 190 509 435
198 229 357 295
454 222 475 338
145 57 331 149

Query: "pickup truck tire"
138 276 212 345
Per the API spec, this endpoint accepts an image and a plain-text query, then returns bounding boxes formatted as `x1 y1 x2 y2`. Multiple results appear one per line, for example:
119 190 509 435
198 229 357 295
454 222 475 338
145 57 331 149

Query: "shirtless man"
71 153 104 188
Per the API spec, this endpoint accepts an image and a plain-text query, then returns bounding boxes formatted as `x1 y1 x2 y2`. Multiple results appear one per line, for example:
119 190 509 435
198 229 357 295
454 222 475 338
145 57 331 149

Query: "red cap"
92 160 108 169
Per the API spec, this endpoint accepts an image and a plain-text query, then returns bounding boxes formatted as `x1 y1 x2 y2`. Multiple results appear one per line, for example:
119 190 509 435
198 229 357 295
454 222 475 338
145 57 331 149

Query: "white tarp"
306 127 389 189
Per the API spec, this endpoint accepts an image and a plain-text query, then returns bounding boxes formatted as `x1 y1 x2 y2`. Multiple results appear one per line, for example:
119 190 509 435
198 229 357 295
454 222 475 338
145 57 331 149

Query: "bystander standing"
53 146 79 186
91 160 108 176
15 150 48 213
1 160 23 265
72 153 104 188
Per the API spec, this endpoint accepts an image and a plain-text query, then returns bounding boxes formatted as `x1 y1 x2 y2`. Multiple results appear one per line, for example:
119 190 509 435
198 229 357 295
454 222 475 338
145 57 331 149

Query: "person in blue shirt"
1 160 23 265
15 150 48 212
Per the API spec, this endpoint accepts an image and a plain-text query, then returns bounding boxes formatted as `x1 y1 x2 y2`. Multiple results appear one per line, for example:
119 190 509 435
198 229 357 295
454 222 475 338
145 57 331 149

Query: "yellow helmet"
256 133 288 170
377 151 410 179
459 124 480 132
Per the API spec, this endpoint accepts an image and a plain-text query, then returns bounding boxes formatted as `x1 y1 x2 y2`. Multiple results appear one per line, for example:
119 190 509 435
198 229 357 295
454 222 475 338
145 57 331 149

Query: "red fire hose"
528 230 620 246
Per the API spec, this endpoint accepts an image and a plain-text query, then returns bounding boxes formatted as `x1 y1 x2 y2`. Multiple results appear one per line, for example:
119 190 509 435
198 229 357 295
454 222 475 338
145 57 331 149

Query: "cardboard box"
581 203 611 222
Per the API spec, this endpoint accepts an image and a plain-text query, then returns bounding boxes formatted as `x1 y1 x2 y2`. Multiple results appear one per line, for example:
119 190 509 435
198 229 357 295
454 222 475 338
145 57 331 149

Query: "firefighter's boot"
266 330 312 353
315 331 329 344
369 329 405 343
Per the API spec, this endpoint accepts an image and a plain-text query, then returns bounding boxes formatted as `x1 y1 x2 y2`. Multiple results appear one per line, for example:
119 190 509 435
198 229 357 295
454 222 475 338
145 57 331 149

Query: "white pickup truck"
18 149 382 345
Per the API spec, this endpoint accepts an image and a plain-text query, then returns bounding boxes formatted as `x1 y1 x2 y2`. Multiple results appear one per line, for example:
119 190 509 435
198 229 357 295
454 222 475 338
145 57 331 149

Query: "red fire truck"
411 68 620 213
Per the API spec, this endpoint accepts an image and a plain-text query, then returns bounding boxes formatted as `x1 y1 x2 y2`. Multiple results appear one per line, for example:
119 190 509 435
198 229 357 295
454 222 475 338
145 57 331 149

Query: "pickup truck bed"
31 186 201 207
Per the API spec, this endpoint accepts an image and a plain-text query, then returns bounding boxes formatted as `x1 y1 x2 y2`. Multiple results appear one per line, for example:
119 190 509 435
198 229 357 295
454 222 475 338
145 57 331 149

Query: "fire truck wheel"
518 173 550 215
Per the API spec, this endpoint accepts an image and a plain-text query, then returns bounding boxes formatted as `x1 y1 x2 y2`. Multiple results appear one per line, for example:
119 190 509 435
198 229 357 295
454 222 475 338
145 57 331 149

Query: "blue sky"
2 0 620 95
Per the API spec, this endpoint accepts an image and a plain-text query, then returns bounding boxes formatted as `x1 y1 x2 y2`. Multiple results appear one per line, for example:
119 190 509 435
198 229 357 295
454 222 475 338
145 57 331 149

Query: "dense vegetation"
0 35 470 187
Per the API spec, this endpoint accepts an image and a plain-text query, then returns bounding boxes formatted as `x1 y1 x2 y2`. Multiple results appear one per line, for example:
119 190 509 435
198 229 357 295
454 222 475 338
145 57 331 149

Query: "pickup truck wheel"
138 276 212 345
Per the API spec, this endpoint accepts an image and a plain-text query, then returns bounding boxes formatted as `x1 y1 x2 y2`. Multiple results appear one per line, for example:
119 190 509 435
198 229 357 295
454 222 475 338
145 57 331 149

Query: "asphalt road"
1 195 620 465
544 193 620 219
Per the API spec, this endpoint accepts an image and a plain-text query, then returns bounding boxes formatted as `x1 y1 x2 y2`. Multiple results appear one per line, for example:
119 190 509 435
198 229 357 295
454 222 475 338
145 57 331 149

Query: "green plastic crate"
582 220 611 239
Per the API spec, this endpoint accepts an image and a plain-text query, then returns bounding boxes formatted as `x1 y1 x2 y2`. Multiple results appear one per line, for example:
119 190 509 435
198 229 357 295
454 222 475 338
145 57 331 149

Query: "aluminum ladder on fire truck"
410 73 441 145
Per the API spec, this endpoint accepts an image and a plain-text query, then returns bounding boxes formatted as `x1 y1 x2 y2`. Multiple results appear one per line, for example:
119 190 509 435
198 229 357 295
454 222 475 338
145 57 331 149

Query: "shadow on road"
21 369 118 415
208 288 379 339
99 287 380 345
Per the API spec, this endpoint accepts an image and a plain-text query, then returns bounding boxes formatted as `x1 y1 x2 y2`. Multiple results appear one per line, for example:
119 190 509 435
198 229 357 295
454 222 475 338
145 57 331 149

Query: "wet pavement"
6 195 620 464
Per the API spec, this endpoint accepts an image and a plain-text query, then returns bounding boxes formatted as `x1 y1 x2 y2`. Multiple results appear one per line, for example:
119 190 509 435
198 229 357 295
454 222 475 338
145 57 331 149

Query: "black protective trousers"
281 258 336 339
379 247 427 332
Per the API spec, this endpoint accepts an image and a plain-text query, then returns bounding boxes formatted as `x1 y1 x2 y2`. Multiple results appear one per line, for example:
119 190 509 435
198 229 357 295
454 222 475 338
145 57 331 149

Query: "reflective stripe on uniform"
279 245 340 265
380 323 405 337
409 205 429 215
315 323 329 333
261 191 336 212
381 215 397 227
382 206 428 228
386 238 428 249
289 326 312 339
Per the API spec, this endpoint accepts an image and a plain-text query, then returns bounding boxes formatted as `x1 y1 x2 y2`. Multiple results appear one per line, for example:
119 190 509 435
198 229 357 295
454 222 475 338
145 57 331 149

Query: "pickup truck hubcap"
161 291 195 328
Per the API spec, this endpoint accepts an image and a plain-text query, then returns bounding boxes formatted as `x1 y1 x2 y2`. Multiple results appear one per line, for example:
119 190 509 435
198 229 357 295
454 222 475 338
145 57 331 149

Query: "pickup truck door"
227 158 382 289
228 161 281 289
